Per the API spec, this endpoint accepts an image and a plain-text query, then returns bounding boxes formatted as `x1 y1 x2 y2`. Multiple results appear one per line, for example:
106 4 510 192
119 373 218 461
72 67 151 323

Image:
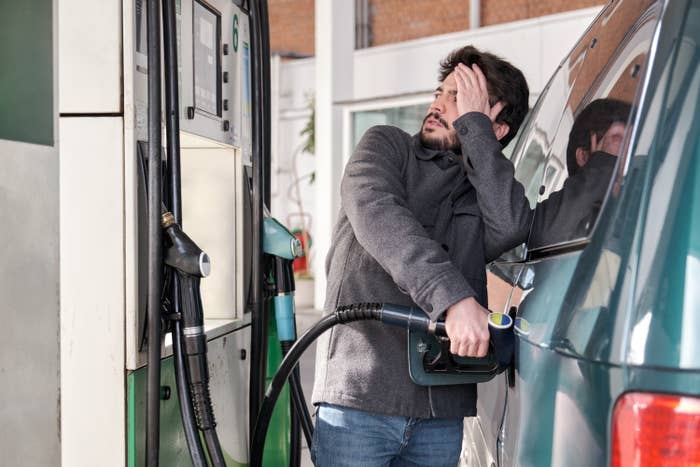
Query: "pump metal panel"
0 139 61 466
0 1 60 464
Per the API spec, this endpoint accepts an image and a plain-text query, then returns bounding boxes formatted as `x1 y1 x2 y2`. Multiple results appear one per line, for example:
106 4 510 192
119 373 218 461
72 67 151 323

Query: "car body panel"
467 0 700 465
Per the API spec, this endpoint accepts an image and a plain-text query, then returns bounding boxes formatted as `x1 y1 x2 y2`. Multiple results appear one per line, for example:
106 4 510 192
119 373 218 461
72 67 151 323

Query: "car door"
464 1 664 466
463 11 602 464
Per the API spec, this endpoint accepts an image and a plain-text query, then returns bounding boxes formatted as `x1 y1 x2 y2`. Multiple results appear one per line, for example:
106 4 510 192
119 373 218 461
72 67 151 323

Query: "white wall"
272 58 317 236
270 7 602 309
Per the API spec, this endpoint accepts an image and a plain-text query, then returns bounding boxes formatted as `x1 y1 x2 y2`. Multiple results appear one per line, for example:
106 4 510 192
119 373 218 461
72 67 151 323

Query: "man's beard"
419 112 460 151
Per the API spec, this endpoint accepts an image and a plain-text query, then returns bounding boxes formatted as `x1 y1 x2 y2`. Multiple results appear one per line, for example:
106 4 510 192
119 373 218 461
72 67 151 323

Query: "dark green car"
464 0 700 465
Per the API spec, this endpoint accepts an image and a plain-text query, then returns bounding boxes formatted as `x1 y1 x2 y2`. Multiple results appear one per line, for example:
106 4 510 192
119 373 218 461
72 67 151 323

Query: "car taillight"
611 392 700 467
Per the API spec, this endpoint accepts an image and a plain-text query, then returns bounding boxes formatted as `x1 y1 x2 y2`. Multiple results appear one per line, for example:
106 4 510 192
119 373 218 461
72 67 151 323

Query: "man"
311 46 531 466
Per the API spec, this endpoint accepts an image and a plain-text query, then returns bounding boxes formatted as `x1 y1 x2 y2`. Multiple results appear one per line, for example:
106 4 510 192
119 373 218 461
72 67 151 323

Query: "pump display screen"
193 0 221 117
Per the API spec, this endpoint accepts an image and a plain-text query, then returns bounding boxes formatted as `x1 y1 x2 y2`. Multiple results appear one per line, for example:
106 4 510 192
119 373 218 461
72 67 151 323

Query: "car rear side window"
509 0 662 254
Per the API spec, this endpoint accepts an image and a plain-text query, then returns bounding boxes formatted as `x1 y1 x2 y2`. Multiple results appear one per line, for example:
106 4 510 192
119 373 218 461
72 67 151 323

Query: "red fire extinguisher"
291 228 311 276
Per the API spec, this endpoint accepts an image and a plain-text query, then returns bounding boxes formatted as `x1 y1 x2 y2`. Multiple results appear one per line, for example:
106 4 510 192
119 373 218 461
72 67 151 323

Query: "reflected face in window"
566 99 632 176
593 121 626 156
420 73 461 151
576 121 628 168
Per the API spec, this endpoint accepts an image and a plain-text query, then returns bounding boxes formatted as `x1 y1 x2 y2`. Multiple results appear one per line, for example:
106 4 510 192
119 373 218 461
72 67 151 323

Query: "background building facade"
269 0 605 57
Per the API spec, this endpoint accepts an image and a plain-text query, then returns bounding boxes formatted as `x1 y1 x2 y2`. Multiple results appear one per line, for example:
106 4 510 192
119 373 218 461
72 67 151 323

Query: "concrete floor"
295 307 323 467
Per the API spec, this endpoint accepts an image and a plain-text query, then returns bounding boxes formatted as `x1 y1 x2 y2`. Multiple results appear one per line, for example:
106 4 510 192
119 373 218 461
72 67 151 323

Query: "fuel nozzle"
161 211 211 278
333 303 515 371
161 211 217 434
263 216 303 260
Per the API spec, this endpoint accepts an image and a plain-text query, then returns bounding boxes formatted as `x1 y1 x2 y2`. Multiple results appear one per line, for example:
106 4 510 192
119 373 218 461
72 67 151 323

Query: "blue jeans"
311 403 463 467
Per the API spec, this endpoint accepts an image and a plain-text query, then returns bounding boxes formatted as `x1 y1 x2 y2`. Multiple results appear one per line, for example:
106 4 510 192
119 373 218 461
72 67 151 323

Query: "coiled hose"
250 303 445 467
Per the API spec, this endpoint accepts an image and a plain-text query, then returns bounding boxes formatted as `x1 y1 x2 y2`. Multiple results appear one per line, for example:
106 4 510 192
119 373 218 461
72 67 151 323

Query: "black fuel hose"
250 304 445 467
177 272 226 467
280 341 300 467
280 341 314 451
250 314 336 467
290 359 314 449
162 211 225 466
145 0 163 464
248 0 267 436
275 257 313 453
162 216 226 467
259 0 271 207
161 0 207 463
290 404 301 467
171 322 207 467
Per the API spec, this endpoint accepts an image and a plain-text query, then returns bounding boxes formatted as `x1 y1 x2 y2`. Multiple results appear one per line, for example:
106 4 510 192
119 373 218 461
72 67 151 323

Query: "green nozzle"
263 217 302 260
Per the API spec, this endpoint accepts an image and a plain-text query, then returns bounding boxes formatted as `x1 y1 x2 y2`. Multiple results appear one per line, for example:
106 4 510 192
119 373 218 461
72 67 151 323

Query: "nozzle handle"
162 211 210 277
379 304 514 366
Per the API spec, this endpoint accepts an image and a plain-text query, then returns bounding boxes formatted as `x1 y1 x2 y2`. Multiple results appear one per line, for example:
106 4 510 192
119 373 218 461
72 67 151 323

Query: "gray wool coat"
311 112 531 418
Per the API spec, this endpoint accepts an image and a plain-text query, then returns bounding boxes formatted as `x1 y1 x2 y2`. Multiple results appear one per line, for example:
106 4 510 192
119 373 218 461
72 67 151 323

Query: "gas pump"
25 0 514 464
132 0 325 465
262 216 315 465
129 0 275 465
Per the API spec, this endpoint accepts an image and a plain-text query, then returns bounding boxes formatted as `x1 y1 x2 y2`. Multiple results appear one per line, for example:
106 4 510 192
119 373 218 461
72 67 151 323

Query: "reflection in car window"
509 51 588 209
523 0 661 250
530 98 633 248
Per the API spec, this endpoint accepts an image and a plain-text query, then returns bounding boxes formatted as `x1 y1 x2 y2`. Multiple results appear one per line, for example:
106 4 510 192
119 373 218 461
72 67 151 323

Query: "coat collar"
412 134 460 164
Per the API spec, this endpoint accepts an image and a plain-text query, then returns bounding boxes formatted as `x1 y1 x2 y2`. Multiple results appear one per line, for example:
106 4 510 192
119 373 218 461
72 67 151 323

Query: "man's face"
420 72 461 151
576 121 628 168
595 121 626 156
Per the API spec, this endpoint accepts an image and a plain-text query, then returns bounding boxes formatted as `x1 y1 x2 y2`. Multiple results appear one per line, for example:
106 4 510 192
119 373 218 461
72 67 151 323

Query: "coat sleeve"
453 113 533 261
341 125 475 320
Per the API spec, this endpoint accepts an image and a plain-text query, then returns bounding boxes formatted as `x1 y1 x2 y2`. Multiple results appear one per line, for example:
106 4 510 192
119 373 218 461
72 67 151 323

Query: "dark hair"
566 98 632 175
439 45 529 148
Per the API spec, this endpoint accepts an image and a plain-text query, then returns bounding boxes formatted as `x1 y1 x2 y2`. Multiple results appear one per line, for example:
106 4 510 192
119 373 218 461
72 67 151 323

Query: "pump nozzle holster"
162 211 211 278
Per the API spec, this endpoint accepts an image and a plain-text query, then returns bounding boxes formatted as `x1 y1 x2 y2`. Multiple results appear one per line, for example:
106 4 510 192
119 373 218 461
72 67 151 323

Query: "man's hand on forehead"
590 121 627 156
454 63 505 123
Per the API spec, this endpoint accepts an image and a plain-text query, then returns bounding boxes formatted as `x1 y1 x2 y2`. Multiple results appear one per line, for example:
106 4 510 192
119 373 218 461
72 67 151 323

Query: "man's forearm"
455 112 533 258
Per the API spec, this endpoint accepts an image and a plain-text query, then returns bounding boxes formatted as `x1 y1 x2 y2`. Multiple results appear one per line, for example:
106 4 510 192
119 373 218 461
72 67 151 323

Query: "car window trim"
526 237 590 260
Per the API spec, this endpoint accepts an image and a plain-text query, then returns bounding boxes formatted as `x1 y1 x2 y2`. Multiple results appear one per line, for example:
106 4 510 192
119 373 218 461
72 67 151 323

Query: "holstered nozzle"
162 211 211 277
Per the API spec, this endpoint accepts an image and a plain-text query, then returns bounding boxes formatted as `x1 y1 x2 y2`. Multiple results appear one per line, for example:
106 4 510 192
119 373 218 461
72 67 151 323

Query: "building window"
352 103 427 147
351 102 525 160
